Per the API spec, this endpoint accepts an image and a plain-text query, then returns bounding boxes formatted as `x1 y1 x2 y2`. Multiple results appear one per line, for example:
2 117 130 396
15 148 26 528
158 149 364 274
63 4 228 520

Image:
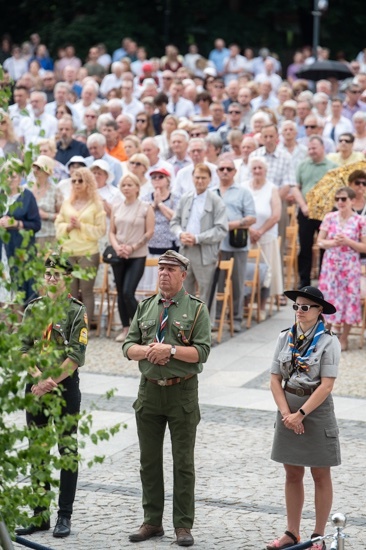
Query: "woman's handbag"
102 245 121 264
229 228 248 248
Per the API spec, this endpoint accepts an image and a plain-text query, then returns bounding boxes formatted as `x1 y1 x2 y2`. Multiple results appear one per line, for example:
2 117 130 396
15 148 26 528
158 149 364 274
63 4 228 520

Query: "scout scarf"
288 320 325 372
155 298 175 343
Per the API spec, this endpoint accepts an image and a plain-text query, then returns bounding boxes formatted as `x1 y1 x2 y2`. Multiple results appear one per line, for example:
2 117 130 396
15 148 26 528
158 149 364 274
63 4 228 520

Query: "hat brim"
284 290 336 315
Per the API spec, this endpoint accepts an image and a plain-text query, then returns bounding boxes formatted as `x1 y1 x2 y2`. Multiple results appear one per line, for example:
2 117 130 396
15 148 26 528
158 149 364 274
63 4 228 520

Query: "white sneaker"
115 330 128 342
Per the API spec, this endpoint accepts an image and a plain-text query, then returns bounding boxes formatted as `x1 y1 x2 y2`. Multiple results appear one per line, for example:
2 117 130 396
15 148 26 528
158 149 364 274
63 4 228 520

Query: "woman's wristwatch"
298 408 306 416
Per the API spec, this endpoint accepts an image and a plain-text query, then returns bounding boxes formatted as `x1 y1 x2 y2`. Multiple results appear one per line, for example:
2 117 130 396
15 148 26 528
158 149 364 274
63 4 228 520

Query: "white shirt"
186 190 208 235
254 72 283 92
234 158 251 185
8 103 33 133
121 97 144 119
73 100 101 121
100 74 124 97
172 161 219 197
167 97 195 119
18 111 58 147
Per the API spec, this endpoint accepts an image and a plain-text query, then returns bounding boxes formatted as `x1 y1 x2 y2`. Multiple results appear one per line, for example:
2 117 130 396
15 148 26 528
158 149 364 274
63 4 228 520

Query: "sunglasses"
339 139 352 143
354 180 366 187
151 174 165 180
335 196 348 202
129 161 143 167
293 304 321 312
71 178 84 185
45 271 63 281
229 110 241 114
218 167 235 172
305 125 317 129
136 119 147 123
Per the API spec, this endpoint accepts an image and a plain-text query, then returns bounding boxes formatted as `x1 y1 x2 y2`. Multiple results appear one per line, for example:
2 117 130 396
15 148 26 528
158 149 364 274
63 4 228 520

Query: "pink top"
111 199 150 258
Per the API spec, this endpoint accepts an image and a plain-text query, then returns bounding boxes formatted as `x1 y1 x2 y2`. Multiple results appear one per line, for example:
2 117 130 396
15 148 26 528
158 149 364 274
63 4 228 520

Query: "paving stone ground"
13 305 365 550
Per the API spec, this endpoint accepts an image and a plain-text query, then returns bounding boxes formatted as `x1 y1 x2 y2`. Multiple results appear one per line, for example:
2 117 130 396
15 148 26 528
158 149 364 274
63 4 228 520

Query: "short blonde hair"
128 153 150 171
118 171 141 192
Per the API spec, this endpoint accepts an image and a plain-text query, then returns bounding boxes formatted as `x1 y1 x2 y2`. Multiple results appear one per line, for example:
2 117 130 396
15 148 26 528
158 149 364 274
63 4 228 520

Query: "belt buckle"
296 388 305 397
157 378 168 386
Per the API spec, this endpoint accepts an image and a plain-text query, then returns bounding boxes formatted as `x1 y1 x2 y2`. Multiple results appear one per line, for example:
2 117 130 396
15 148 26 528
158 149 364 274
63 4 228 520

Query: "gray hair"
250 111 271 132
87 133 106 147
171 129 190 142
313 92 329 105
248 155 268 171
96 113 114 131
353 111 366 122
54 81 70 94
280 120 298 132
205 133 223 150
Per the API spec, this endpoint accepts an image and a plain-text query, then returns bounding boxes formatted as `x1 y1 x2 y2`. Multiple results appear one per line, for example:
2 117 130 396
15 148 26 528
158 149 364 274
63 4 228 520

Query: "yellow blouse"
55 199 106 256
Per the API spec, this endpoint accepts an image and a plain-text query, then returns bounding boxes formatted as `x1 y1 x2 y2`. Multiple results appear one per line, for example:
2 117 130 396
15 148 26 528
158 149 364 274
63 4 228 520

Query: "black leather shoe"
15 519 50 536
53 516 71 538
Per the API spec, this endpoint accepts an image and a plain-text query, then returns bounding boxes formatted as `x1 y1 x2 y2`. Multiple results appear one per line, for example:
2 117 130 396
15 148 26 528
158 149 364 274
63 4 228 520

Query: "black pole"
312 0 321 61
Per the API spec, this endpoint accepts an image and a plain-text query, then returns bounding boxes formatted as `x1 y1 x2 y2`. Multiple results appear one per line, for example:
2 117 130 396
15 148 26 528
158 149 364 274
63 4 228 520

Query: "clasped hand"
282 412 305 435
116 244 133 259
145 342 171 365
31 377 58 397
180 232 196 247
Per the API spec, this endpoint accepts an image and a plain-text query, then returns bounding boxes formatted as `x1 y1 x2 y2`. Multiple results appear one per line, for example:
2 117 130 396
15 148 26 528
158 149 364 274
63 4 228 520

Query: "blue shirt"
217 183 256 251
208 48 230 74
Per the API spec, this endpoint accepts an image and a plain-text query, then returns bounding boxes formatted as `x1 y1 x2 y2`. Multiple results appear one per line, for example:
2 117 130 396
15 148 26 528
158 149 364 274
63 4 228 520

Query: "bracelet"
299 408 306 416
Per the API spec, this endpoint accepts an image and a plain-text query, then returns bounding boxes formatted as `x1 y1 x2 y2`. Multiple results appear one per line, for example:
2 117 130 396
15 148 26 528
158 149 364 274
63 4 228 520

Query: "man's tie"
155 299 174 343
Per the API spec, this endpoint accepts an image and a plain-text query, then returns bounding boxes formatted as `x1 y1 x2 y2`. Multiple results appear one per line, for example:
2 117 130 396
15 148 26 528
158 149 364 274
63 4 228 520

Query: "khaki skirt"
271 392 341 468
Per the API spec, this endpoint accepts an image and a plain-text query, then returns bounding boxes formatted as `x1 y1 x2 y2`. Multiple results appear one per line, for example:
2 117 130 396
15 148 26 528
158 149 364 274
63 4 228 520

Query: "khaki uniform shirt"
20 295 88 367
123 286 211 379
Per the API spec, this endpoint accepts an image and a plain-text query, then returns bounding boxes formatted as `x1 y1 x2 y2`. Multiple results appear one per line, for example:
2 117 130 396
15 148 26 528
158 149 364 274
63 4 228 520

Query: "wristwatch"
170 345 177 358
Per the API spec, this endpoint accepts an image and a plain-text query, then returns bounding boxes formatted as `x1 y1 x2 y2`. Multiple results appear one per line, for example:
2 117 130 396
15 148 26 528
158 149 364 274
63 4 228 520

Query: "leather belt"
285 385 316 397
146 373 195 387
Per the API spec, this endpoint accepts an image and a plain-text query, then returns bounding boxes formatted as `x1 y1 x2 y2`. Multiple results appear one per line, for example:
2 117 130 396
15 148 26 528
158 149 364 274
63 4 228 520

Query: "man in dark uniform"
123 250 211 547
16 254 88 539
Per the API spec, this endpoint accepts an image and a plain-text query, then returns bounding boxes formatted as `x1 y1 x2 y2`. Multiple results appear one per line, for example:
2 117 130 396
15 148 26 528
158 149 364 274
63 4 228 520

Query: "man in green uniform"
16 254 88 539
123 250 211 547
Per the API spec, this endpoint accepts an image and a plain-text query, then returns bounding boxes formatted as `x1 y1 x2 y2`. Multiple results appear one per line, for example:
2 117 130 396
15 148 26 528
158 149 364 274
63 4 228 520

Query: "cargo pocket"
182 399 201 426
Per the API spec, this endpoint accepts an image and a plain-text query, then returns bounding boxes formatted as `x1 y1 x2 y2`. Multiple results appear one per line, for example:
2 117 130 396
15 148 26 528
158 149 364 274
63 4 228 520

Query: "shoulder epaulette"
281 327 291 333
27 296 43 306
188 294 204 303
70 296 84 306
140 293 158 304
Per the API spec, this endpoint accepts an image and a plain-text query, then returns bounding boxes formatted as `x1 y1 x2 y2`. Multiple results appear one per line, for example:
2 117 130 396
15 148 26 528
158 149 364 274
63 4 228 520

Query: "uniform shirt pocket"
172 319 193 345
139 319 156 343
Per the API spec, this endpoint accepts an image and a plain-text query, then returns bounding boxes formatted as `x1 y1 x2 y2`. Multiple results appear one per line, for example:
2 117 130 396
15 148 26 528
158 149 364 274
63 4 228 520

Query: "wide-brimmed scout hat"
158 250 190 271
284 286 336 315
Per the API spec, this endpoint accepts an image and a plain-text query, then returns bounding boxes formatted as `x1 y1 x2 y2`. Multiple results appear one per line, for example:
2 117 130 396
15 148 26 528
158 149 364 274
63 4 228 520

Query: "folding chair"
287 203 297 227
244 248 261 329
283 224 299 290
215 258 234 344
92 260 110 336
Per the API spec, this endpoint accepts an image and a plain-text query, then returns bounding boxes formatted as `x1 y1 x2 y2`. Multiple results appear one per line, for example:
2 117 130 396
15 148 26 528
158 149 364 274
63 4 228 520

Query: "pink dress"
318 211 366 325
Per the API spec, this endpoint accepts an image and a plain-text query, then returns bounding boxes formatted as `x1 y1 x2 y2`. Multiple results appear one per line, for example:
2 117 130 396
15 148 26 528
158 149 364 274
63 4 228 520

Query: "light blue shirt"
186 190 208 236
208 48 230 74
218 183 256 251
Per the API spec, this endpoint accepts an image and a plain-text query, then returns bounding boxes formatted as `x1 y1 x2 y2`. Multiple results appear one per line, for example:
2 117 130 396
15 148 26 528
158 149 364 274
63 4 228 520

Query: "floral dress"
318 211 366 324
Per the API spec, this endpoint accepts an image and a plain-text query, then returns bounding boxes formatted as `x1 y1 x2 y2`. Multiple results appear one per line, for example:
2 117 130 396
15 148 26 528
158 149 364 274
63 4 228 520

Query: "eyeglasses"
229 110 241 114
85 114 96 118
218 167 235 172
129 161 143 167
305 125 317 129
151 174 165 180
136 119 147 123
339 138 352 143
45 271 63 281
293 304 321 312
335 196 348 202
71 178 84 185
354 180 366 187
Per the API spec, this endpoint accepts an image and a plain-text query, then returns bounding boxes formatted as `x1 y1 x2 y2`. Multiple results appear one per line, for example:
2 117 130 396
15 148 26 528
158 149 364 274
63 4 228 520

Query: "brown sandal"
266 530 299 549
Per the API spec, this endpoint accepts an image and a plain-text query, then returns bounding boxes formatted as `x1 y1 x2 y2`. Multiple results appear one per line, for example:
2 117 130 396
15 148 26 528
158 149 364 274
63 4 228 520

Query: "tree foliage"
0 97 121 536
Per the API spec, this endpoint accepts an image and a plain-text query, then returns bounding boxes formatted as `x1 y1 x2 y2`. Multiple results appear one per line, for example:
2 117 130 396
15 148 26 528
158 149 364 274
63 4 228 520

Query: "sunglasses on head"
71 178 83 184
335 196 347 202
218 167 234 172
293 304 321 312
354 179 366 186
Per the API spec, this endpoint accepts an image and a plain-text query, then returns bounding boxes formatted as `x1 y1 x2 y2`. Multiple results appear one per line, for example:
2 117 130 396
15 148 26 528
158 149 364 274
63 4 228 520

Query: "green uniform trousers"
133 374 200 528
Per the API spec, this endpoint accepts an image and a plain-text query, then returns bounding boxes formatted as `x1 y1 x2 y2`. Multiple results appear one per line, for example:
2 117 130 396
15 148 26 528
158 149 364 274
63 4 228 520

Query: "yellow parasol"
307 160 366 221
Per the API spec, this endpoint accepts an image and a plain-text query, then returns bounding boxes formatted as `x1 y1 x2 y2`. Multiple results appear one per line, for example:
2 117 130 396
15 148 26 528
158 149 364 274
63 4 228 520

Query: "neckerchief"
155 298 175 343
288 320 325 372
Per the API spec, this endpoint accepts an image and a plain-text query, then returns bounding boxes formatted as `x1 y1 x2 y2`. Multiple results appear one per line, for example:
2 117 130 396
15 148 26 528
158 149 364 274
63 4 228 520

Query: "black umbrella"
296 60 353 81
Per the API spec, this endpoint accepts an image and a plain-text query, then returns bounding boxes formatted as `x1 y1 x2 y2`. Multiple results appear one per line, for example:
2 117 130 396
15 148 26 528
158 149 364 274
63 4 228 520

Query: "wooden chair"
287 204 297 227
215 258 234 344
283 224 299 290
107 258 159 338
93 261 110 336
244 248 261 329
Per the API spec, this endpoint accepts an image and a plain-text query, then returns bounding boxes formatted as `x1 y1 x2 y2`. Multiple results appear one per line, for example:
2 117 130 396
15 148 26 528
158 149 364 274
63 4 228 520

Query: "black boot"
53 516 71 538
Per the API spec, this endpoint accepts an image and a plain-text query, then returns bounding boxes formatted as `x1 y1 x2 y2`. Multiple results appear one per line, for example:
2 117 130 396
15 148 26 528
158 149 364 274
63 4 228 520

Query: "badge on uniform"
79 327 88 344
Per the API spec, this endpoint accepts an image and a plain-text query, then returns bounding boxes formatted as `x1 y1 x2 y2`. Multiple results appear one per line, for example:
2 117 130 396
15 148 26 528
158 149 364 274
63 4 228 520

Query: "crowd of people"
1 34 366 345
